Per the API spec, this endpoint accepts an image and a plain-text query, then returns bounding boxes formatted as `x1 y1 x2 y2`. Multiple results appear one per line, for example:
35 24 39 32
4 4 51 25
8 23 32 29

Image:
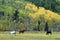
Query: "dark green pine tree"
44 22 49 31
37 20 40 31
13 9 19 22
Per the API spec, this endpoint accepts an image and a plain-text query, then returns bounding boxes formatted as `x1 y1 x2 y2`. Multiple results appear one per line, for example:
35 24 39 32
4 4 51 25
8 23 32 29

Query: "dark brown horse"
19 30 26 34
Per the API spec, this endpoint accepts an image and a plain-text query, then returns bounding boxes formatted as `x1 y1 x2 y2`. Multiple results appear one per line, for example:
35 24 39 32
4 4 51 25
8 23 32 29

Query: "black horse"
46 30 52 35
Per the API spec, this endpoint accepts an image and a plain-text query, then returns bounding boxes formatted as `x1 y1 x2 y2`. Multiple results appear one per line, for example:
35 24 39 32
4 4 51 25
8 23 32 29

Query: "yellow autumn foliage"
38 7 46 14
45 10 60 20
28 13 34 18
25 3 38 11
25 3 60 21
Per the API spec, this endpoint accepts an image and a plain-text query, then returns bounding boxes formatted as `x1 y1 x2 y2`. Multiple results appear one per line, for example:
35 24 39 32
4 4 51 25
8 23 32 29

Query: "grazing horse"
19 30 26 34
46 30 52 35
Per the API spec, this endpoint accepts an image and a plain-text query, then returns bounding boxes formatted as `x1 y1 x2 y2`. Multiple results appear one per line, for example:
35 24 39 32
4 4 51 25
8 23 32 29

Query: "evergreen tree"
13 9 19 22
44 22 49 31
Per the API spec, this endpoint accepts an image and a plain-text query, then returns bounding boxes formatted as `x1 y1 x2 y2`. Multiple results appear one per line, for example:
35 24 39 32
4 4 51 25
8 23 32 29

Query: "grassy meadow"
0 31 60 40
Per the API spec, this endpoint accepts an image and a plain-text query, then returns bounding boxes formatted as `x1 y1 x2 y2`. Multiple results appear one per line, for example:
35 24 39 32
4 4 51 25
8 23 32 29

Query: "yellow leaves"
29 13 36 19
28 13 40 20
32 6 37 11
25 3 32 10
26 3 33 6
28 13 33 18
25 5 31 10
28 6 46 20
25 3 60 22
44 14 51 22
25 3 38 11
38 7 46 14
33 13 40 19
46 10 59 20
44 10 60 22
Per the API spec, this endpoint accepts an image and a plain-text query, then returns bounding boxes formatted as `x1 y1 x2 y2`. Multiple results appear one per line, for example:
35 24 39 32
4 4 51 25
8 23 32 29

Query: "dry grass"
0 31 60 40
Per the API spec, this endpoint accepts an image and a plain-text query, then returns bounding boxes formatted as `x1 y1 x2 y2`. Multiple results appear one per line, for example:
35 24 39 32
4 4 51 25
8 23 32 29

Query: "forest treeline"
0 0 60 31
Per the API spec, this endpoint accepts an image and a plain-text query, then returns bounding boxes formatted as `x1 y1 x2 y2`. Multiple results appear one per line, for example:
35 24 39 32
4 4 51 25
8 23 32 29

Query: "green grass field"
0 31 60 40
